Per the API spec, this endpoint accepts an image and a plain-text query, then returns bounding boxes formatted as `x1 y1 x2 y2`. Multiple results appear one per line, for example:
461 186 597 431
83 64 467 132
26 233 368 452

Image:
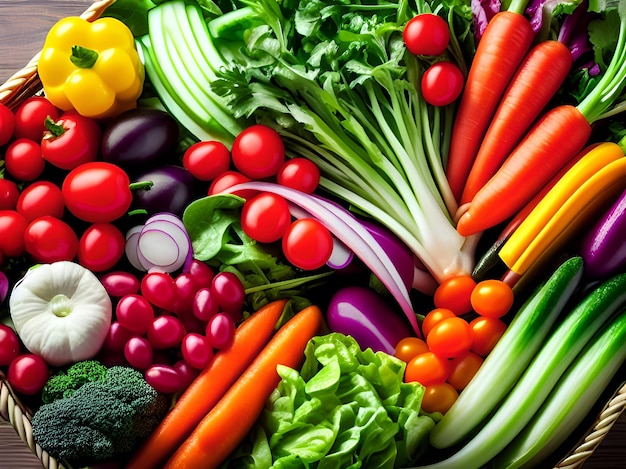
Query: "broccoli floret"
32 365 169 467
41 359 108 404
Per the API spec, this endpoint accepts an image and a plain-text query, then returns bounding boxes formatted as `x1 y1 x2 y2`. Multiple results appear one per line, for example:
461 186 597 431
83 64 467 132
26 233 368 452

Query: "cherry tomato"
77 222 126 272
0 324 21 367
403 13 450 56
276 158 321 193
141 271 178 312
148 315 186 350
421 382 458 414
4 138 45 181
62 162 133 223
433 275 476 315
421 61 465 107
208 170 256 200
0 179 20 210
116 294 156 335
100 271 141 297
124 336 153 370
205 312 235 349
0 210 28 257
7 353 49 395
241 192 292 243
145 364 184 394
404 351 451 386
421 307 456 338
16 181 65 221
0 102 15 146
394 336 429 363
211 271 245 318
231 124 285 179
447 352 483 391
183 140 231 181
470 279 515 318
470 316 507 357
181 333 213 369
41 111 102 170
426 317 473 358
103 321 135 353
24 216 79 263
13 96 60 142
282 218 334 270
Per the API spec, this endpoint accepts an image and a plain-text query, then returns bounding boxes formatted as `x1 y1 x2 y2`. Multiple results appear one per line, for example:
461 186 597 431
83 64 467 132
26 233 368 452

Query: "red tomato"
24 216 79 263
404 351 450 386
183 140 231 181
231 124 285 179
470 279 515 318
13 96 60 142
78 222 126 272
208 170 256 200
0 102 15 146
0 179 20 210
394 336 429 363
241 192 292 243
16 181 65 221
421 307 456 338
433 275 476 315
7 353 49 395
62 162 133 223
4 138 45 181
282 218 334 270
421 61 465 107
403 13 451 56
447 352 483 391
41 111 102 170
0 324 21 367
421 382 458 414
470 316 507 357
276 158 321 193
426 316 473 358
0 210 28 257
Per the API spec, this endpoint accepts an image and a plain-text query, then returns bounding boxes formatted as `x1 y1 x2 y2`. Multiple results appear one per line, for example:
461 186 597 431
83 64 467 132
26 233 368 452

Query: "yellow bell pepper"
38 16 144 119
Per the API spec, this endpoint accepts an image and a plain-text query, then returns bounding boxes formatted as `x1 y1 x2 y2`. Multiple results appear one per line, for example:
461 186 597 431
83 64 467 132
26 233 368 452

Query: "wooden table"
0 1 624 467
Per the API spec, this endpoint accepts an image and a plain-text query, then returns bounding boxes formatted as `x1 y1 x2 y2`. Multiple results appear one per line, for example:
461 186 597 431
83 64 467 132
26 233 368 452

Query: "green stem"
70 45 99 69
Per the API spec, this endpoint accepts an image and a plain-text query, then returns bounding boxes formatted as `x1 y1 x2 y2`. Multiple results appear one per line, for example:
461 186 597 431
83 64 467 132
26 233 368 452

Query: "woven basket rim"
0 1 625 468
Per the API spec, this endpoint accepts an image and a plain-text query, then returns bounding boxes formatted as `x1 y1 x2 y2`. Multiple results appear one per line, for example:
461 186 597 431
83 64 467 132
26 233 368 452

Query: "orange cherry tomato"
470 316 507 357
433 275 476 315
394 337 429 363
404 351 451 386
426 317 473 358
470 279 515 318
421 307 456 338
447 352 483 391
421 382 458 414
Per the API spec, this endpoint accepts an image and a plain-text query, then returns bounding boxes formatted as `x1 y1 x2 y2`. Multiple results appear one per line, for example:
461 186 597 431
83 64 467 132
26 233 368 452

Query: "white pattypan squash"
9 261 112 367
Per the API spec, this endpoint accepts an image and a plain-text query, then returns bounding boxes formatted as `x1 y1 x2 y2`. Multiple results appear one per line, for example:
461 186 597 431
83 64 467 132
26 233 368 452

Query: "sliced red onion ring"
125 225 146 271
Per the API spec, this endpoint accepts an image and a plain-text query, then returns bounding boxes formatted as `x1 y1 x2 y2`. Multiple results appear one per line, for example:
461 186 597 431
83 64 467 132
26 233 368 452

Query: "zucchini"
429 256 584 449
416 270 626 469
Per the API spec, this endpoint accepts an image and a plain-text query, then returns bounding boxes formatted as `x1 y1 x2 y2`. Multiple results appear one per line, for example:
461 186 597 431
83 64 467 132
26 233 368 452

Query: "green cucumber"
429 256 584 449
495 311 626 468
415 270 626 469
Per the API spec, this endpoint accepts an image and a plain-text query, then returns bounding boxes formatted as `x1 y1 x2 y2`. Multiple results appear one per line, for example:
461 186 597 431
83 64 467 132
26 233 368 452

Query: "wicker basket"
0 1 625 468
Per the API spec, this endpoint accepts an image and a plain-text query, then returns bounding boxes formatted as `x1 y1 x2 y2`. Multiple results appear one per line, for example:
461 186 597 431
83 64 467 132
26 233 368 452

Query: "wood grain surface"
0 1 624 468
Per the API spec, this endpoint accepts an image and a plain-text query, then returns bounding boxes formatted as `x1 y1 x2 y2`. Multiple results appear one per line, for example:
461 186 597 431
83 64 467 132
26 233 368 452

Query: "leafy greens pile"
224 332 435 468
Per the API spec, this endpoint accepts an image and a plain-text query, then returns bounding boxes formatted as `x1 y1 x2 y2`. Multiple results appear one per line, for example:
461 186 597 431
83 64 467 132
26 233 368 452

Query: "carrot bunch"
449 1 626 237
126 300 325 469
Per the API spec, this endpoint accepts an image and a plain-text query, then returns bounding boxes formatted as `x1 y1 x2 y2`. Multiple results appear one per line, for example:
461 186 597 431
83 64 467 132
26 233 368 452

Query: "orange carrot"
163 304 324 469
445 10 535 202
460 40 573 204
126 298 288 469
456 104 592 236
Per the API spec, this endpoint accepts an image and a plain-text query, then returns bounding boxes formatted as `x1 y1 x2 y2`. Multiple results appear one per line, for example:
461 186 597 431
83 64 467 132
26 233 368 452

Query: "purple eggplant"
132 165 196 216
326 285 414 355
101 108 179 167
579 189 626 279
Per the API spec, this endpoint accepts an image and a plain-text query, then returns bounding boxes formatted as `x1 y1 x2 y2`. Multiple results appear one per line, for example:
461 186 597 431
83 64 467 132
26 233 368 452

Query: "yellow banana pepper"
38 16 144 119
